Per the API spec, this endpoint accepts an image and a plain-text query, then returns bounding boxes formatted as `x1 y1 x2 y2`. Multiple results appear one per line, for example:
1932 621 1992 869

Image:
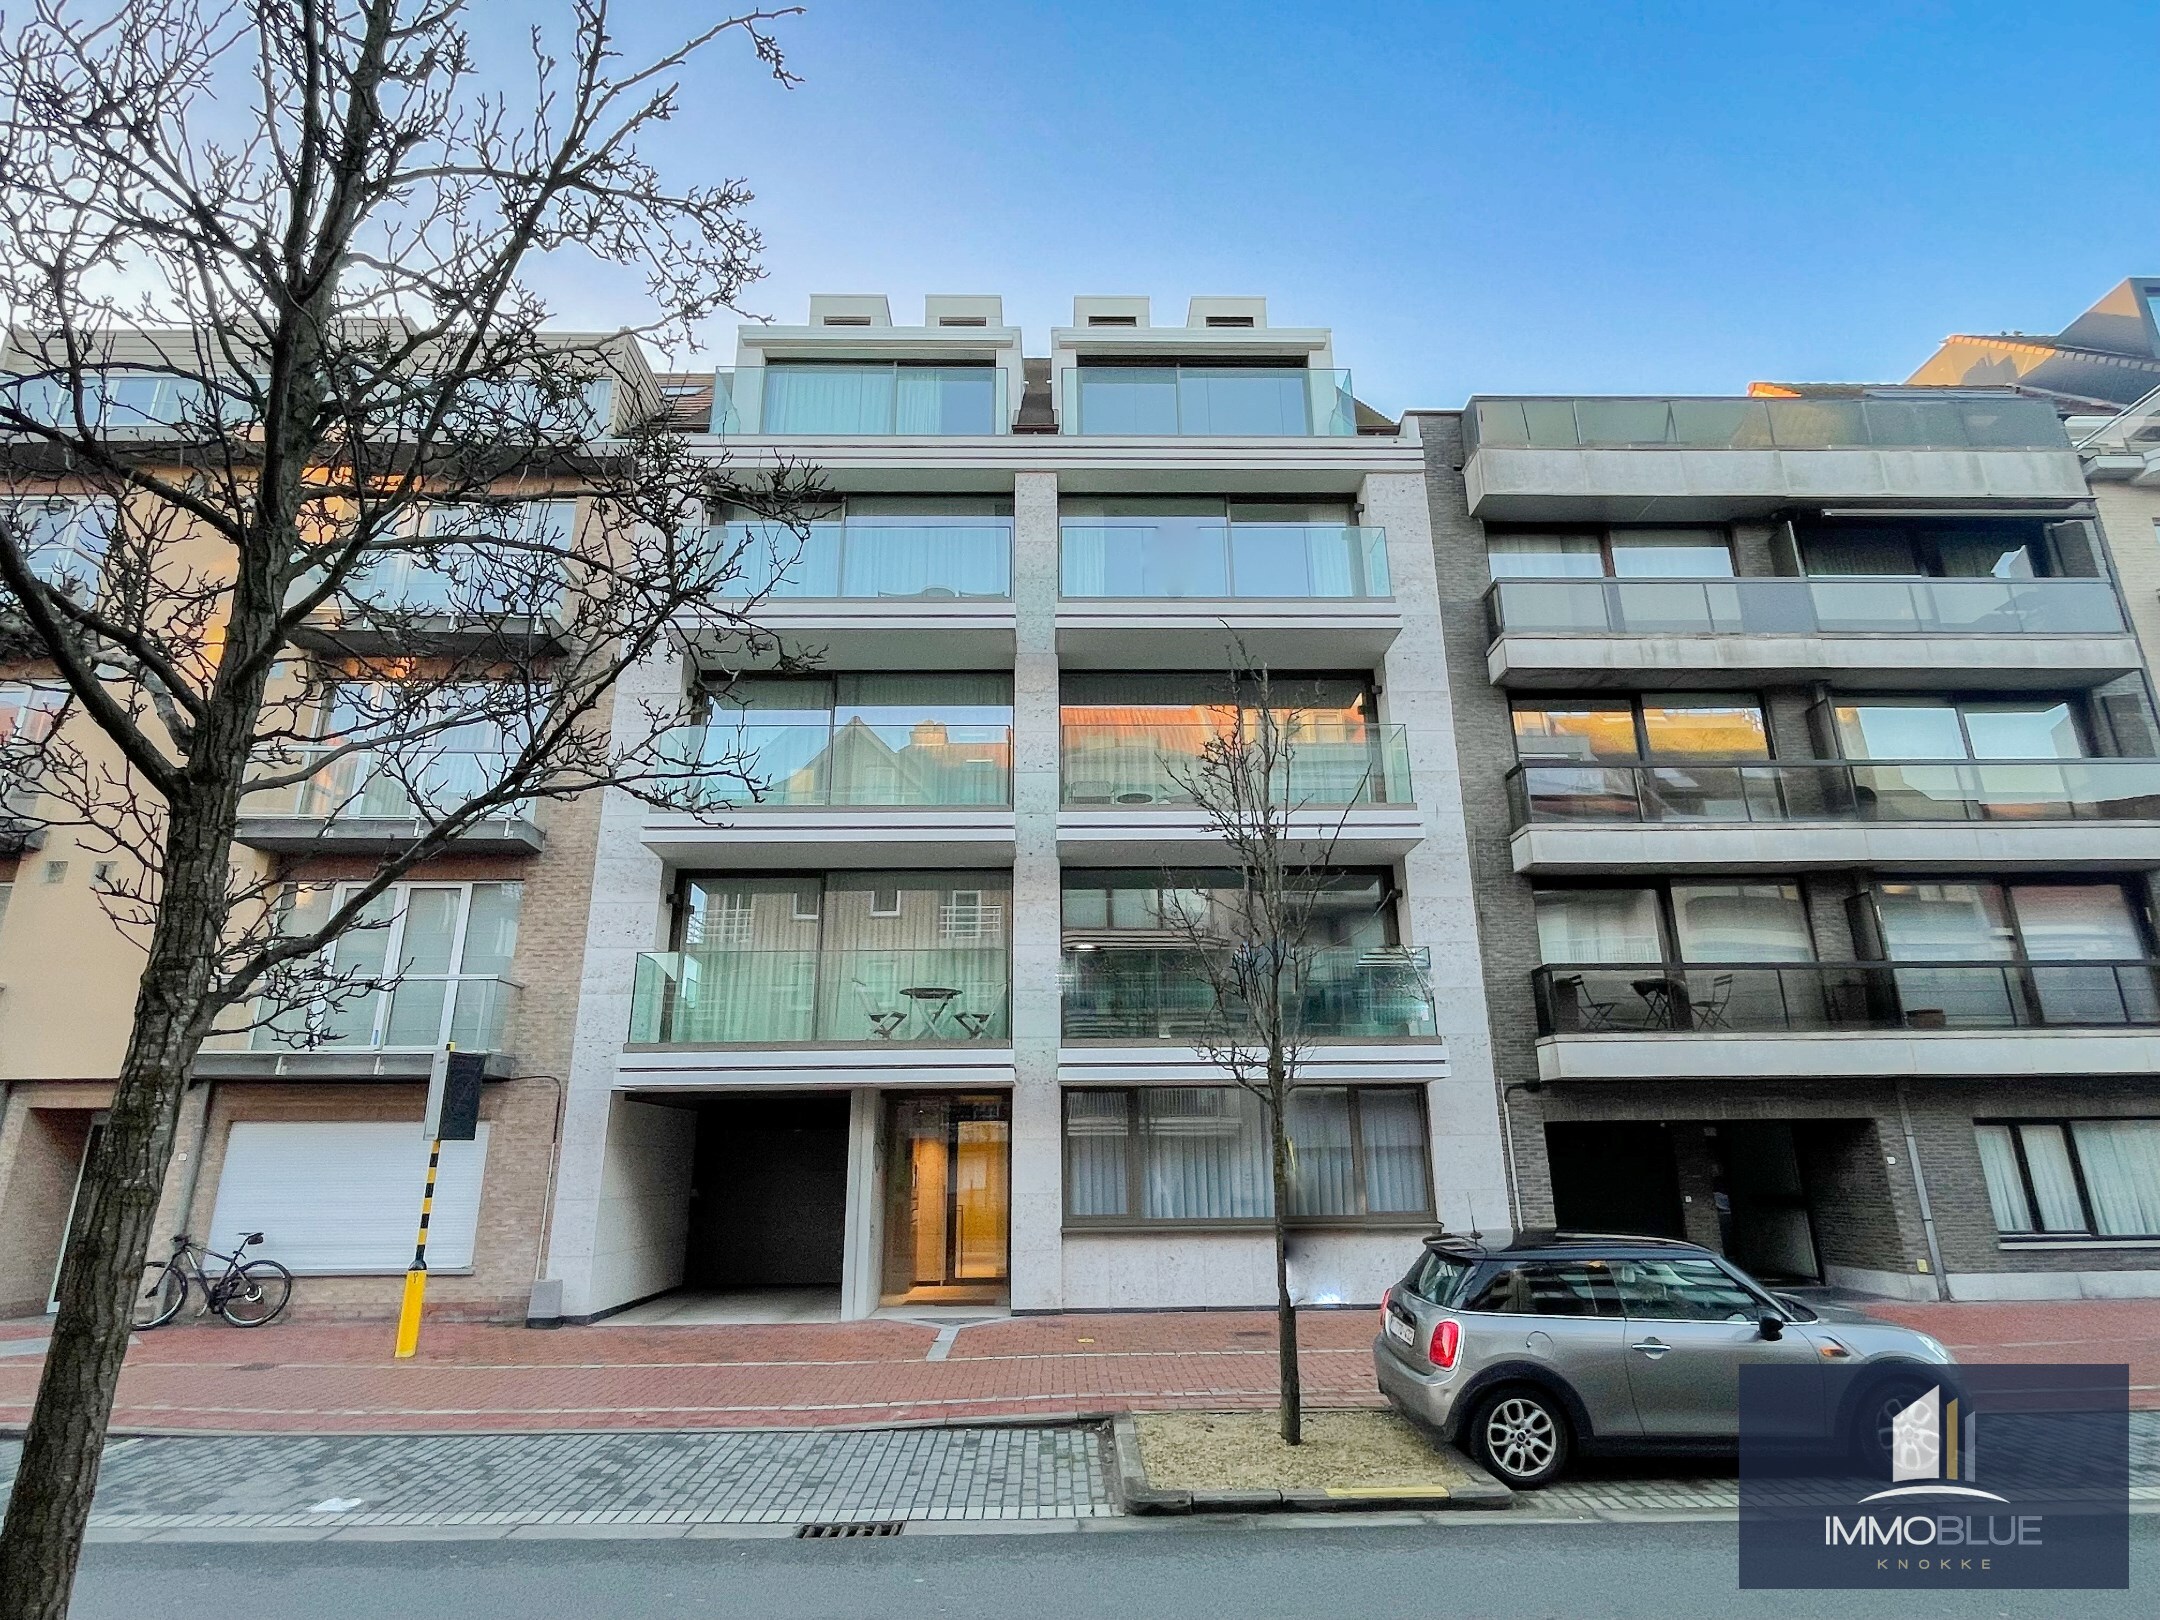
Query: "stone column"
1364 464 1513 1233
1007 469 1065 1311
538 644 683 1320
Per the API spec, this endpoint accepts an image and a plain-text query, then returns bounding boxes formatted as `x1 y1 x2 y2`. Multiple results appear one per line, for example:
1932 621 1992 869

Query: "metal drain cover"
796 1521 905 1539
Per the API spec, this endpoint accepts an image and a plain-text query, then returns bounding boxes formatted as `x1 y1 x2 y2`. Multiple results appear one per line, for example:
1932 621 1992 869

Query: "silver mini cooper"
1374 1230 1956 1488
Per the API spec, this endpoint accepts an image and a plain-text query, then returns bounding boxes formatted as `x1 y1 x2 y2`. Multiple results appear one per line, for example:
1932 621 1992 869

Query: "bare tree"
0 4 812 1613
1153 659 1419 1446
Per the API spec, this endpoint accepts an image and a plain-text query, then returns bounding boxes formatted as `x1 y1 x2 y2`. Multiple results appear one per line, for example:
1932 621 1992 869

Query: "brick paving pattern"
0 1425 1116 1528
0 1297 2151 1436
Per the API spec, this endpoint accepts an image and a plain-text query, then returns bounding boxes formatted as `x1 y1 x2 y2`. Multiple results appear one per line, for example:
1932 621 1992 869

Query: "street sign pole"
394 1046 452 1359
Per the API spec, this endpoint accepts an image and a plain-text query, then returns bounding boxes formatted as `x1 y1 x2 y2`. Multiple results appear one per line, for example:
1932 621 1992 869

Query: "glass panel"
383 977 448 1047
884 1096 950 1291
1064 1092 1130 1218
1487 534 1602 578
1175 368 1313 435
2069 1121 2160 1237
1607 530 1734 578
1975 1125 2035 1233
1668 883 1814 963
1876 882 2015 959
1072 367 1179 434
2011 884 2144 959
952 1110 1009 1279
2017 1125 2089 1233
1533 887 1664 962
1834 701 1965 760
1962 702 2084 760
1287 1088 1355 1217
762 364 896 434
1462 1261 1613 1316
459 883 522 976
1140 1088 1270 1220
1511 699 1636 761
1610 1257 1763 1322
1937 534 2038 579
1638 695 1768 758
1357 1089 1431 1215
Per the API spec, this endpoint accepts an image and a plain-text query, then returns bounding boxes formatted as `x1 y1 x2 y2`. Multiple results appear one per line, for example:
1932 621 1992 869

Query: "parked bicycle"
132 1231 294 1329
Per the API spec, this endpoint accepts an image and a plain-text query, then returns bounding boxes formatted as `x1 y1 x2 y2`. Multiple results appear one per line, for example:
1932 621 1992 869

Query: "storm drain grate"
795 1521 905 1540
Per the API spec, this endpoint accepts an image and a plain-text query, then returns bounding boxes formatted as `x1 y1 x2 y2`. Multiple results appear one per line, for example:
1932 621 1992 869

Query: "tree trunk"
0 796 237 1620
1270 1066 1302 1447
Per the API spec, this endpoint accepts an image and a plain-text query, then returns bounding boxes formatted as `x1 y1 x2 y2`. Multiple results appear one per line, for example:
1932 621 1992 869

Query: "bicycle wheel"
131 1262 187 1330
217 1258 293 1327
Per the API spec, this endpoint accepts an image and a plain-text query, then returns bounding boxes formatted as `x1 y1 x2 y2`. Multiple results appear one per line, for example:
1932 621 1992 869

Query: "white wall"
585 1096 695 1315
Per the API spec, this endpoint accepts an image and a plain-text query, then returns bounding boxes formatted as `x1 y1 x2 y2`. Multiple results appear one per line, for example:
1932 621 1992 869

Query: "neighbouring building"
530 294 1511 1323
0 329 656 1320
1417 383 2160 1301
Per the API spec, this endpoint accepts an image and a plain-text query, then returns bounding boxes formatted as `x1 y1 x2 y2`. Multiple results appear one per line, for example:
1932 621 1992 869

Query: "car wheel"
1851 1375 1934 1474
1471 1386 1570 1489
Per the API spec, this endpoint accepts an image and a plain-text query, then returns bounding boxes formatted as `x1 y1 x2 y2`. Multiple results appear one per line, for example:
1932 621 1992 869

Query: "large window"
1872 880 2159 1027
1512 693 1769 763
1487 528 1733 580
1533 882 1814 964
1833 696 2088 761
0 497 110 595
716 494 1013 600
1062 1086 1432 1226
758 363 1000 435
695 673 1013 808
256 880 521 1052
654 871 1012 1043
1976 1120 2160 1240
1058 496 1384 599
1799 520 2052 580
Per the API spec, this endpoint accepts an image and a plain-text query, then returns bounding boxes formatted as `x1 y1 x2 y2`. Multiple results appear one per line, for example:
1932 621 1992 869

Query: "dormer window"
1087 315 1138 328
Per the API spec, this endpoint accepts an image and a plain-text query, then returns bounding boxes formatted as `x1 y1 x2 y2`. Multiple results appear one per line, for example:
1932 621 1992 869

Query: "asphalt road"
66 1516 2159 1620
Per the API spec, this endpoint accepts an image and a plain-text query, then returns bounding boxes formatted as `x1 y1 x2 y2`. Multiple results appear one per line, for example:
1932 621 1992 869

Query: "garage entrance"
679 1093 850 1318
1545 1121 1685 1239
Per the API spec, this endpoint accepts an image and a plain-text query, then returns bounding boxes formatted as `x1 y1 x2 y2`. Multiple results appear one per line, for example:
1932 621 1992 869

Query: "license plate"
1384 1312 1415 1346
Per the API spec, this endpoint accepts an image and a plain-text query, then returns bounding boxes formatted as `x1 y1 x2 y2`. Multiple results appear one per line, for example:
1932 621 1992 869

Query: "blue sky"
532 1 2160 412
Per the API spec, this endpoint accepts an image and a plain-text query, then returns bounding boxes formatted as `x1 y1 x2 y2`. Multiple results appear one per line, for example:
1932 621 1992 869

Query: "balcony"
1506 759 2160 874
1057 722 1422 863
1055 518 1397 666
1061 944 1436 1042
1482 576 2141 690
640 721 1015 867
1461 394 2088 521
629 947 1010 1046
233 746 541 854
695 518 1016 669
1061 367 1358 437
196 974 521 1080
711 365 1008 436
1529 960 2160 1083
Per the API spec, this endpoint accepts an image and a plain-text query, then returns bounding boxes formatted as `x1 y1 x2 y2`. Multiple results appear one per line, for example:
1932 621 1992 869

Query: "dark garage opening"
1545 1121 1685 1240
685 1093 851 1292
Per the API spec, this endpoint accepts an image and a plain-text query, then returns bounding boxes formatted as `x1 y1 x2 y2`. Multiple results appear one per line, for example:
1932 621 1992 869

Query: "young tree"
1156 661 1423 1446
0 5 809 1613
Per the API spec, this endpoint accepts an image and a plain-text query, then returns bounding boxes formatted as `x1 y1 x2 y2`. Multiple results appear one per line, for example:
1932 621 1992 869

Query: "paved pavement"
0 1425 1116 1531
58 1518 2160 1620
3 1295 2153 1435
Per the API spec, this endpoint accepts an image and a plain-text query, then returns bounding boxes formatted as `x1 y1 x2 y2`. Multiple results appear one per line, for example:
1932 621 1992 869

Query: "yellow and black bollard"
394 1134 442 1359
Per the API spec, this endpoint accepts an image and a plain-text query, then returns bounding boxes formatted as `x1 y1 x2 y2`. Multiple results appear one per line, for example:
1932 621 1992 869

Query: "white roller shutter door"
208 1121 491 1273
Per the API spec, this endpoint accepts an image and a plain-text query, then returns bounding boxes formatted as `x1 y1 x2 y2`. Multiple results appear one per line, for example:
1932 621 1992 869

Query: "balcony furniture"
953 1009 994 1039
853 982 906 1040
1691 973 1735 1030
1632 976 1690 1029
1550 973 1618 1032
901 984 960 1036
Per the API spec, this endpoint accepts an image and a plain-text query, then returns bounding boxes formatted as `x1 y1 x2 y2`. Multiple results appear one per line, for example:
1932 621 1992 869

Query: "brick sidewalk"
1 1297 2153 1435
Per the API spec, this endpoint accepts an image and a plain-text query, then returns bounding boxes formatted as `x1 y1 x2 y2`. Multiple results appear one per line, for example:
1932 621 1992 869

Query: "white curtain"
761 366 894 434
2018 1125 2088 1232
1974 1125 2033 1233
1064 1092 1130 1218
1358 1090 1432 1214
2071 1120 2160 1237
1141 1088 1270 1220
1287 1089 1355 1217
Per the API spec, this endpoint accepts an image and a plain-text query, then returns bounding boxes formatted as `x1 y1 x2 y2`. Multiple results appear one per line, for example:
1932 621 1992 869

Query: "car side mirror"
1759 1313 1784 1341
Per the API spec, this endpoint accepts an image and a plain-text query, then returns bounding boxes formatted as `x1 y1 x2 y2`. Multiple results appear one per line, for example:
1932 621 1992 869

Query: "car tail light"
1379 1287 1391 1328
1428 1317 1461 1370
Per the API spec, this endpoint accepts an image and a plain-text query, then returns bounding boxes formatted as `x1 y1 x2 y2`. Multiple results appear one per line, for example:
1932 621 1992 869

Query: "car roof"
1421 1228 1719 1261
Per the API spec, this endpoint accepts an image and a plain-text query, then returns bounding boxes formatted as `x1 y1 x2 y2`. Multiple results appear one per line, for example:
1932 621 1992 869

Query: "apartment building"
1418 387 2160 1302
531 294 1510 1323
0 332 657 1320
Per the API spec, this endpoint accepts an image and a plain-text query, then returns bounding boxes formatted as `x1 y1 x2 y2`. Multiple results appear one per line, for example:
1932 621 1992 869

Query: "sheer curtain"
2071 1121 2160 1236
1358 1090 1432 1213
2017 1124 2089 1232
1974 1125 2033 1233
1064 1092 1131 1218
760 366 894 434
1288 1089 1355 1217
1141 1088 1270 1220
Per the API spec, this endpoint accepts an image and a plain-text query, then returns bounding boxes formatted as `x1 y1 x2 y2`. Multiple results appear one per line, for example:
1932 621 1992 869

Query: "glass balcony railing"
1062 367 1358 436
709 519 1012 600
629 947 1011 1045
1467 395 2071 453
1507 758 2160 827
1060 722 1412 807
1061 944 1436 1041
660 721 1012 808
243 746 530 824
249 973 520 1053
1533 960 2160 1036
1483 576 2126 639
1058 520 1390 599
712 365 1008 435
